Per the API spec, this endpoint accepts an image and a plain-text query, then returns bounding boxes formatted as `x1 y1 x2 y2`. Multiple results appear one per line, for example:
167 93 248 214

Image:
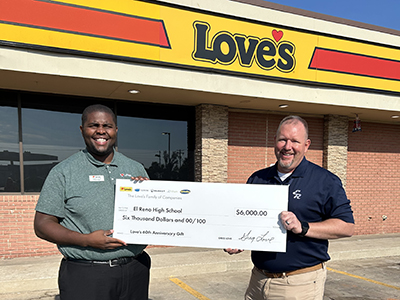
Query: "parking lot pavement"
149 270 249 300
324 256 400 300
1 234 400 300
2 256 399 300
149 256 400 300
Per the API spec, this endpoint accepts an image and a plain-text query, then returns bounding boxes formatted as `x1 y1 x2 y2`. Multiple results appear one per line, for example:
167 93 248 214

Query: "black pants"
58 251 151 300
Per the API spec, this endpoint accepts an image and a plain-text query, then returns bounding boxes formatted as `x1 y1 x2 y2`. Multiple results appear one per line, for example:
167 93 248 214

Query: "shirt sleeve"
324 174 355 223
35 167 66 219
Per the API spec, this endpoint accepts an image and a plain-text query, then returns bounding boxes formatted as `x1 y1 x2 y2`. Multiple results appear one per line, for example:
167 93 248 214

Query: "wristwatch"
298 221 309 237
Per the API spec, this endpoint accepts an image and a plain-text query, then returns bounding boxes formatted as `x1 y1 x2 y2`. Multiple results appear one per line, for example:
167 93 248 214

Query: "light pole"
162 132 170 161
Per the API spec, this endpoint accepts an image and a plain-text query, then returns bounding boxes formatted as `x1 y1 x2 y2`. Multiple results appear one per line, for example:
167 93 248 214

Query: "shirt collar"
272 156 308 179
83 148 118 167
290 157 308 178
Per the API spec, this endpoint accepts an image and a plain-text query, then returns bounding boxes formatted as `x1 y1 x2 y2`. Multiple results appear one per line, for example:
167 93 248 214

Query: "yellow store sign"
1 0 399 93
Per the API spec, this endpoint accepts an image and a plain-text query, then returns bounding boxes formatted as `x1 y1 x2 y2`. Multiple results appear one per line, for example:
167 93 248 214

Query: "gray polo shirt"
36 149 148 260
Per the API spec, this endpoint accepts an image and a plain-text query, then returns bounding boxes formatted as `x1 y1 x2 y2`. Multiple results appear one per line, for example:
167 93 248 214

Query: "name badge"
89 175 104 182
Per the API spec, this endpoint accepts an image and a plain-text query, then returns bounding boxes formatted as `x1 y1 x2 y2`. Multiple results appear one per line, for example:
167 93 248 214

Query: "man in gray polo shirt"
34 104 150 300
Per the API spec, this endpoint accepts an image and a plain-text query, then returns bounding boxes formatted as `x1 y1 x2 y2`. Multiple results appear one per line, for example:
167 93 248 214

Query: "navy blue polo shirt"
248 157 354 272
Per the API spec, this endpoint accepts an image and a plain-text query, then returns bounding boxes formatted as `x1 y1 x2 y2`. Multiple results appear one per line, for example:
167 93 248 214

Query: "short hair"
276 115 309 139
81 104 116 126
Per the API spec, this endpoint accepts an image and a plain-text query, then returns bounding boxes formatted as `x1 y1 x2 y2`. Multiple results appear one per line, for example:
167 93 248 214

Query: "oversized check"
113 180 288 252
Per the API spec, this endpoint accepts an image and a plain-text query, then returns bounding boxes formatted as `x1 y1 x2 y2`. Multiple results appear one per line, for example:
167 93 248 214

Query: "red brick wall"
228 113 324 184
347 121 400 235
304 117 324 166
228 112 268 183
0 196 169 259
0 195 58 259
266 114 282 166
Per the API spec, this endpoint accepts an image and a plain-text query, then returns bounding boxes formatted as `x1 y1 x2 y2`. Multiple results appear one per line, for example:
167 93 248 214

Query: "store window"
21 108 82 192
0 103 20 192
118 117 190 181
116 101 194 182
0 90 194 193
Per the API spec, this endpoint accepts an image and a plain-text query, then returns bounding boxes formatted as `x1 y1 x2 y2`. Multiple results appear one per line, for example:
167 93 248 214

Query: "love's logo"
192 21 295 73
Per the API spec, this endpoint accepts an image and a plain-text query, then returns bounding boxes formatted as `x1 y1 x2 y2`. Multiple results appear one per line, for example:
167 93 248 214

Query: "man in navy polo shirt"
34 104 150 300
227 115 354 300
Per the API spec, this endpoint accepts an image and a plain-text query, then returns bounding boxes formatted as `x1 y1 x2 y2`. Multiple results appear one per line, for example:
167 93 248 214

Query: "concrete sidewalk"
1 233 399 298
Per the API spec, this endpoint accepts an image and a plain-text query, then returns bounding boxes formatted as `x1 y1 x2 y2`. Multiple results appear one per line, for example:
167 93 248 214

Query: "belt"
256 263 323 278
66 253 142 267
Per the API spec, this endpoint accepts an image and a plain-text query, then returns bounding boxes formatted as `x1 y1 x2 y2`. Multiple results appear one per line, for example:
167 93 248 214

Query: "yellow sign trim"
1 0 399 93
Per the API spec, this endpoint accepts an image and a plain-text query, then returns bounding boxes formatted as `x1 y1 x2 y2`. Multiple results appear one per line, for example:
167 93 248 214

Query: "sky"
263 0 400 31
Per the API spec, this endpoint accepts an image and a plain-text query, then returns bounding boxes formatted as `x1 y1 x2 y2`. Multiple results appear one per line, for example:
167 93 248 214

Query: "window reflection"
0 90 195 192
117 117 191 181
0 106 20 192
21 108 82 192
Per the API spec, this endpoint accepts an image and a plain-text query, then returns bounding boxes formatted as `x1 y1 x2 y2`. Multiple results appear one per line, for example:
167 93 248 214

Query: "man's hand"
280 211 302 234
85 229 127 249
224 248 244 255
131 176 149 181
34 212 127 249
279 211 354 239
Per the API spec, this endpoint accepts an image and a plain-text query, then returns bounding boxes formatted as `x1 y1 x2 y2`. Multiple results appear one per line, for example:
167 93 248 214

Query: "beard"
275 149 297 173
278 158 294 170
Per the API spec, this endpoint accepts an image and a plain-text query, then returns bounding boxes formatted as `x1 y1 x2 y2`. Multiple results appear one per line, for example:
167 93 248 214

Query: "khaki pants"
245 264 327 300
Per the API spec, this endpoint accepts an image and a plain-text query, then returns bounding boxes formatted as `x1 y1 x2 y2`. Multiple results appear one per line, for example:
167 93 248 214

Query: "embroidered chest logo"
292 189 302 200
120 173 132 178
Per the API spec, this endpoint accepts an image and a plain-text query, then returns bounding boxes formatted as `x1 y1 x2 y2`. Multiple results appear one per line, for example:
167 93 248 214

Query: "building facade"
0 0 399 258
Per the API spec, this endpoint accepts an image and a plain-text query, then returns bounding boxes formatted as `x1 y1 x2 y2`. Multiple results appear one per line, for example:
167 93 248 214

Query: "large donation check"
113 180 288 252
